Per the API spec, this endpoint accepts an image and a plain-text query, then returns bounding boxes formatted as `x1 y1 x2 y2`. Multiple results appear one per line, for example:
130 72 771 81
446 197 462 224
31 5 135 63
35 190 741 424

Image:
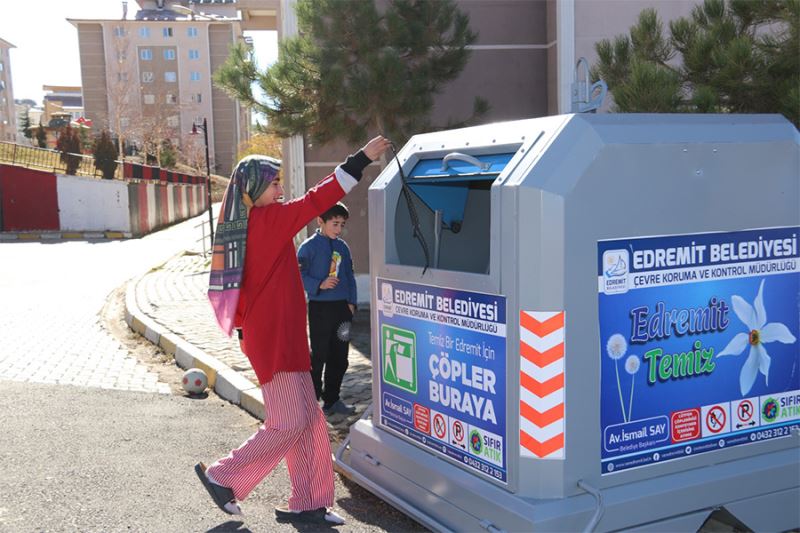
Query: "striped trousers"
206 371 334 510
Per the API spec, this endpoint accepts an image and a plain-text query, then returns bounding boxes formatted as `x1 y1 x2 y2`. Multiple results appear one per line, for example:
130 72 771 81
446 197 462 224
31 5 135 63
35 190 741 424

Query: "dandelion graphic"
624 355 640 421
717 279 797 396
606 333 628 422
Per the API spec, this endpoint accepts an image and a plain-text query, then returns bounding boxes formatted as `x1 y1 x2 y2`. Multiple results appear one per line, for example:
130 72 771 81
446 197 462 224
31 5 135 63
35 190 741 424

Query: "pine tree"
213 0 487 146
57 124 82 175
160 139 177 169
94 130 118 179
35 121 47 148
592 0 799 127
19 111 32 141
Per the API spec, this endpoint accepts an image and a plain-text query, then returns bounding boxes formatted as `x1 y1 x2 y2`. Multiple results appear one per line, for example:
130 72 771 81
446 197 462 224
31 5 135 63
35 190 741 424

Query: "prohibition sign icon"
433 414 447 440
737 400 754 422
452 420 465 443
706 406 726 433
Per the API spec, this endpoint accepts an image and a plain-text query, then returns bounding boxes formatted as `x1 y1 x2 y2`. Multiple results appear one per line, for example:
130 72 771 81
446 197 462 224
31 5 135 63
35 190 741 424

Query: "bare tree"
104 22 140 161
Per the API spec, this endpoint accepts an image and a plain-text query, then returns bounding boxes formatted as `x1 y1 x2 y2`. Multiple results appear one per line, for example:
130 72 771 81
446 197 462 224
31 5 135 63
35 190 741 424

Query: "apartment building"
0 38 17 143
69 0 256 175
42 86 84 124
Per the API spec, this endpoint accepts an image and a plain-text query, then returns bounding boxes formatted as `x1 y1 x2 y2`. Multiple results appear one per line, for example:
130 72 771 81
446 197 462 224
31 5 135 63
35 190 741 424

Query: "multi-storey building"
0 37 17 143
69 0 271 175
42 86 84 124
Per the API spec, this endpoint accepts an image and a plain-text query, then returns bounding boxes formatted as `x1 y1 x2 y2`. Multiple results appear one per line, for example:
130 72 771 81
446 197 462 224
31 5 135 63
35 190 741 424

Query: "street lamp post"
191 118 214 248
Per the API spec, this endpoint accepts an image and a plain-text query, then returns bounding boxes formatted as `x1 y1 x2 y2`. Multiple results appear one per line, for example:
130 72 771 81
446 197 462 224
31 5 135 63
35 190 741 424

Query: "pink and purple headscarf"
208 155 281 336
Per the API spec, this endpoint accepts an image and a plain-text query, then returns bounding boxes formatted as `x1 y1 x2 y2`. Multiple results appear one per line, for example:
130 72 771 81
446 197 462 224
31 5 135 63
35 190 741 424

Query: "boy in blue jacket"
298 202 358 416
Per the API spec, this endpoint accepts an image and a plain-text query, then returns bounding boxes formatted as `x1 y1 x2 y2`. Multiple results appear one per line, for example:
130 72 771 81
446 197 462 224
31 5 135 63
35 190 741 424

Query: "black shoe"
323 400 356 416
275 506 345 524
194 462 242 515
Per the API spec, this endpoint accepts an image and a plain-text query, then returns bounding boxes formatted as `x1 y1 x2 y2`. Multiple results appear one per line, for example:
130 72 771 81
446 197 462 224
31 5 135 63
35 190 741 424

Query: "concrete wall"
57 175 131 232
0 163 205 235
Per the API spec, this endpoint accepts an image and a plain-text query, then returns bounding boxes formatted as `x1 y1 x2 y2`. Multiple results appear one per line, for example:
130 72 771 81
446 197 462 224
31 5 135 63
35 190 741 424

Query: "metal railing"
0 141 123 179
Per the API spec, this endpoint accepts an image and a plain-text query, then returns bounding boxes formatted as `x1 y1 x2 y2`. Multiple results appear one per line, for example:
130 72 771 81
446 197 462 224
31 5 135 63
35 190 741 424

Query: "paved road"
0 221 202 391
0 217 425 532
0 380 418 532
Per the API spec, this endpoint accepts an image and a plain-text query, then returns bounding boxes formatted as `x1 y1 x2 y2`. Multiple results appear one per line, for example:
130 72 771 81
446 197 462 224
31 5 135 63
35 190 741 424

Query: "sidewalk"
125 246 374 442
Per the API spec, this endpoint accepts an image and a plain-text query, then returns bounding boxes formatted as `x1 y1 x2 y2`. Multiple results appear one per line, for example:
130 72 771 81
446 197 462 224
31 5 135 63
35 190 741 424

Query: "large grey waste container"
336 114 800 532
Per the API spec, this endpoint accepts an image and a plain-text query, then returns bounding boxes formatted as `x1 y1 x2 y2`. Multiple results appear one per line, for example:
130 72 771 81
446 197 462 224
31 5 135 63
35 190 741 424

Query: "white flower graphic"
717 279 797 396
624 355 640 374
606 334 627 360
624 355 640 421
605 333 629 422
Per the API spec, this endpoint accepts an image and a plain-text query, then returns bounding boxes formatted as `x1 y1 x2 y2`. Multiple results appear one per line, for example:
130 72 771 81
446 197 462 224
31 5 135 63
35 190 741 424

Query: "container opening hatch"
392 151 514 274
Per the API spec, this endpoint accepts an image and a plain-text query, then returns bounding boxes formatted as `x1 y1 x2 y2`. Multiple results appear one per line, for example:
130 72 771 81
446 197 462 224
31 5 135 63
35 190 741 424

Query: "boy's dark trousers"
308 300 352 406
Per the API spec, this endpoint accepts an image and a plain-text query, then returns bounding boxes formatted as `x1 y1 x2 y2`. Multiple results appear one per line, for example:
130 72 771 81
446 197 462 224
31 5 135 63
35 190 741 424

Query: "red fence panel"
0 165 59 231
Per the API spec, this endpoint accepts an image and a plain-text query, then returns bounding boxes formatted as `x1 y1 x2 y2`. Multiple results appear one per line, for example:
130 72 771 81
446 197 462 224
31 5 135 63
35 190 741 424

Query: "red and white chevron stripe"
519 311 565 459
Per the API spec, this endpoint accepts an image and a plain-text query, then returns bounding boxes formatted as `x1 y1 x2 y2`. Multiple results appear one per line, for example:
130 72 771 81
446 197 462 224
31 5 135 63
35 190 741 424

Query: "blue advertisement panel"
598 227 800 475
376 278 508 483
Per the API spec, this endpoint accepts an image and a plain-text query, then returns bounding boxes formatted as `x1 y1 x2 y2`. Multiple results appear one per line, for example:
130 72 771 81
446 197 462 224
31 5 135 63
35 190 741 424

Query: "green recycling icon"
382 324 417 393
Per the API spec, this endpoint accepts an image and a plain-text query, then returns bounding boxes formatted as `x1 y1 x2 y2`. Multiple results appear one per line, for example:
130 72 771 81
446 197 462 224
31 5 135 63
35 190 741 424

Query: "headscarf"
208 155 281 336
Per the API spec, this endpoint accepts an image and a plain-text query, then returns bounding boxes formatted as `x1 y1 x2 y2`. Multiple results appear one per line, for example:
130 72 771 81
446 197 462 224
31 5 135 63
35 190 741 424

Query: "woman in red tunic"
197 136 390 525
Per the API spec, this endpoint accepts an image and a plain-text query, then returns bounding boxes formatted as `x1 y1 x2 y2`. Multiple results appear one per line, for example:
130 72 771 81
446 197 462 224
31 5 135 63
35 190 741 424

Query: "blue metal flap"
408 152 515 179
403 152 513 232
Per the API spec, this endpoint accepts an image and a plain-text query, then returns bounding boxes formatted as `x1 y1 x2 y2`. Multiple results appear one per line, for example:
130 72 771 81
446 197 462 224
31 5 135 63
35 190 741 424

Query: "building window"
191 93 202 103
116 51 127 61
188 49 200 60
187 27 198 37
139 27 150 38
117 72 129 82
140 48 152 60
143 94 155 104
163 49 176 60
0 80 5 91
114 26 126 37
142 71 154 83
190 71 200 81
163 27 173 37
165 93 177 104
120 117 130 128
165 71 177 83
167 116 179 127
0 61 4 72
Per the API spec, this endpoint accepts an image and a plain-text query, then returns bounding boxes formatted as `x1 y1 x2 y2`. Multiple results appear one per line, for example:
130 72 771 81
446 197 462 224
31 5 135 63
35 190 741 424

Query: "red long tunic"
235 173 347 384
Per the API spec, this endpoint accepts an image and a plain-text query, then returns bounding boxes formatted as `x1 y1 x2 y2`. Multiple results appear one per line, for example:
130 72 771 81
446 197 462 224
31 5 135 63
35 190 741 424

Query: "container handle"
441 152 490 171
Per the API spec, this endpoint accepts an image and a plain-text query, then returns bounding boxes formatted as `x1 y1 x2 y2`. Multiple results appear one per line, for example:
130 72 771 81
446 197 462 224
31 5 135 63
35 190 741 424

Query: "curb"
123 272 264 421
0 230 132 241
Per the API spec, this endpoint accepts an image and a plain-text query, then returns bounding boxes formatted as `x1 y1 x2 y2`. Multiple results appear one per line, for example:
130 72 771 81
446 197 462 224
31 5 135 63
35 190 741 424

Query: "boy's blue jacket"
297 230 357 305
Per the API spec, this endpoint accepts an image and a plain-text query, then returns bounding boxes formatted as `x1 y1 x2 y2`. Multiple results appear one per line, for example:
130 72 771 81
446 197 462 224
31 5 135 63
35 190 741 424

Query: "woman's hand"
362 135 392 161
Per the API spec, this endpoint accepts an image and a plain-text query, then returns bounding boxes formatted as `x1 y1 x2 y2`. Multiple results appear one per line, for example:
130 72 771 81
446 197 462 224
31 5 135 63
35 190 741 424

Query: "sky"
0 0 278 104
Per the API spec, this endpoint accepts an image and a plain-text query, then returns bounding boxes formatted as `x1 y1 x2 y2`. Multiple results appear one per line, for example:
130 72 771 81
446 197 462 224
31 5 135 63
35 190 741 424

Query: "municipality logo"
602 249 629 294
382 325 417 393
381 282 394 317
